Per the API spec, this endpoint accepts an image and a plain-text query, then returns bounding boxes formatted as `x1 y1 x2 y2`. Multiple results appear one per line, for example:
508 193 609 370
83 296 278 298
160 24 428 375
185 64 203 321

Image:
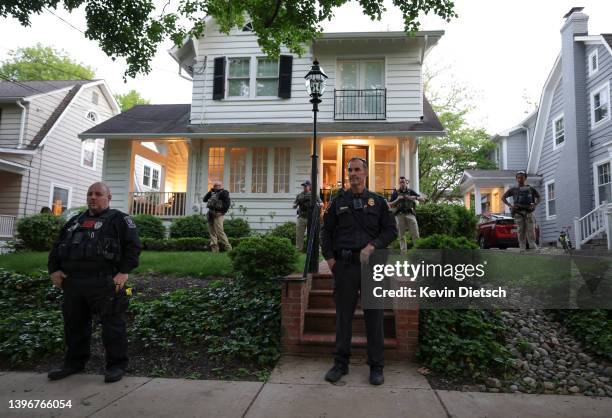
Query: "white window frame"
49 183 73 214
84 109 98 123
593 158 612 206
590 81 610 129
551 113 565 150
151 167 160 190
80 138 98 170
588 49 599 77
255 57 280 98
226 57 252 99
142 165 151 187
225 56 280 100
544 179 556 220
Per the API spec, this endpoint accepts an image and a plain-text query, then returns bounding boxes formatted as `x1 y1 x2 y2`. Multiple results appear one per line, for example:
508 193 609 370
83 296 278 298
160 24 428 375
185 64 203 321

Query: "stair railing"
573 202 608 250
303 205 321 278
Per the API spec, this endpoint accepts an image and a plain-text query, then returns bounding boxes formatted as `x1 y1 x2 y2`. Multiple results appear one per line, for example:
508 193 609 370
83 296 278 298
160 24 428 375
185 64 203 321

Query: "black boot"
369 366 384 385
324 363 348 383
104 366 125 383
47 365 84 381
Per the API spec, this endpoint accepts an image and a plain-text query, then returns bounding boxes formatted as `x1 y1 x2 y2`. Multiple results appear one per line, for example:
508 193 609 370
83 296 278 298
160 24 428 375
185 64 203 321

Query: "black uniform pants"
332 261 384 368
62 274 128 370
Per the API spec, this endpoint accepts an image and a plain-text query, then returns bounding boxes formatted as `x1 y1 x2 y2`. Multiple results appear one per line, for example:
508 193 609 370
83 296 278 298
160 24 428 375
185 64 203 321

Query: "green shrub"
414 234 479 250
170 215 209 238
129 278 280 366
15 214 65 251
555 310 612 361
133 214 166 239
269 221 296 243
418 309 511 378
229 235 297 280
223 218 251 238
141 237 209 251
415 203 477 240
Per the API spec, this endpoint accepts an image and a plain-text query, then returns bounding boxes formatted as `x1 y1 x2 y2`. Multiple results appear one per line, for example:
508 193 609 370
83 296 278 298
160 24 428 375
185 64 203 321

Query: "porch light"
303 60 327 276
304 61 328 96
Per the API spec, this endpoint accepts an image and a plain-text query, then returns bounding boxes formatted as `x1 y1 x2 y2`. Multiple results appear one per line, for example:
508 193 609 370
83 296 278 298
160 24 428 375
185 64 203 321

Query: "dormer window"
85 110 98 123
242 22 253 32
588 49 599 76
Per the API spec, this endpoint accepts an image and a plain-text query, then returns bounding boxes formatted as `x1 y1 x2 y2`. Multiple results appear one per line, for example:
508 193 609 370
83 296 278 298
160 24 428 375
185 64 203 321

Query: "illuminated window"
251 148 268 193
229 148 247 193
208 147 225 190
274 147 290 193
374 145 396 193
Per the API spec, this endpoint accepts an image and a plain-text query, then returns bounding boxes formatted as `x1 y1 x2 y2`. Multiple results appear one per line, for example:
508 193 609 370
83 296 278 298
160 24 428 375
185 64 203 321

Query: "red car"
477 214 540 249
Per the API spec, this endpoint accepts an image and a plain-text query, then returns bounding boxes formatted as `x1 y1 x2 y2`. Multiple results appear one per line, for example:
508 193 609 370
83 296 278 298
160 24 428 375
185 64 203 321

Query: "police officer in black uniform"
47 182 141 383
321 157 397 385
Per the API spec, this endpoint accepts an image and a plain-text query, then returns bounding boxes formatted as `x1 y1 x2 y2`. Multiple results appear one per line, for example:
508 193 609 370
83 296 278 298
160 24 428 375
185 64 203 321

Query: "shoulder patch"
124 216 136 229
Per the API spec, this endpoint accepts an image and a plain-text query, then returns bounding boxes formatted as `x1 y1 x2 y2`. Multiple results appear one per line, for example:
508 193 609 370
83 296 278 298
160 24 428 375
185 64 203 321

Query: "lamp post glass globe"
304 61 327 96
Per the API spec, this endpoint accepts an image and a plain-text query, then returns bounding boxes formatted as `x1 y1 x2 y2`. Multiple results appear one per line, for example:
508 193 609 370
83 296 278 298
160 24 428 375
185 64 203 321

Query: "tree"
114 90 150 112
0 44 95 80
420 65 496 203
1 1 457 78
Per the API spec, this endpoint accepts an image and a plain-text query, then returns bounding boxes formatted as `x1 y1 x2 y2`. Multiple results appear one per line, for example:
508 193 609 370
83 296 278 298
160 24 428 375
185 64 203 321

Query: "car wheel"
498 246 507 250
478 236 488 249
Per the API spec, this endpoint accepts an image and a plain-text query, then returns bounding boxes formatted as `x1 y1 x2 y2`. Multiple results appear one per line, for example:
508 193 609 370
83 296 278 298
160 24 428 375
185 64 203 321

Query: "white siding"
0 171 22 216
0 105 23 148
102 139 133 213
190 20 424 124
24 88 70 146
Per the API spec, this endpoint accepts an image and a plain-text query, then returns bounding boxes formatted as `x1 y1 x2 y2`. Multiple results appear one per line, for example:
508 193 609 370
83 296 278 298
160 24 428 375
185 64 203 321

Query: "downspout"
16 99 27 149
519 124 530 170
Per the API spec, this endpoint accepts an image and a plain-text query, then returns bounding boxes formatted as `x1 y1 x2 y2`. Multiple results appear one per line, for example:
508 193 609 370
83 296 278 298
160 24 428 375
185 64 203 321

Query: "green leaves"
555 310 612 360
1 1 457 78
16 214 65 251
114 90 151 112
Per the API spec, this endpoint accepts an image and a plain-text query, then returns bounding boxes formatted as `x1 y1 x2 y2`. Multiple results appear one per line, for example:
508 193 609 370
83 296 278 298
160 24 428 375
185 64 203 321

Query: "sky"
0 0 611 134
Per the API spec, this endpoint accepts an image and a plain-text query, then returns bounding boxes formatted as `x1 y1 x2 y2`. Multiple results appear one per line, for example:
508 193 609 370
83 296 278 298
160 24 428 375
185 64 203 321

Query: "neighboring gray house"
0 80 119 239
460 7 612 247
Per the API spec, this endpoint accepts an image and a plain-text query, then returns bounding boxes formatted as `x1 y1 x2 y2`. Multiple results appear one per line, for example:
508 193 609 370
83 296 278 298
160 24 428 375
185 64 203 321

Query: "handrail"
129 192 187 218
303 205 321 279
334 88 386 120
0 215 16 238
573 202 608 250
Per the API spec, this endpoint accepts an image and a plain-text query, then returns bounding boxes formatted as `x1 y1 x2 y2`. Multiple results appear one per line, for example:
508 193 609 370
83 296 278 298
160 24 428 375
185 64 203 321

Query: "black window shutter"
212 57 226 100
278 55 293 98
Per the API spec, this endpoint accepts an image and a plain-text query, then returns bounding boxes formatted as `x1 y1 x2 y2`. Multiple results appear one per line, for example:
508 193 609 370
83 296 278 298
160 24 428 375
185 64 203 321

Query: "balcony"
129 192 187 218
334 89 386 120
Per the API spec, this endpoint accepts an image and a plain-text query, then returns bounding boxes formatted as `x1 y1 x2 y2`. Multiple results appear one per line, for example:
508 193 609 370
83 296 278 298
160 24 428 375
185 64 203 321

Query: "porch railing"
573 202 609 250
0 215 17 238
129 192 187 218
334 89 386 120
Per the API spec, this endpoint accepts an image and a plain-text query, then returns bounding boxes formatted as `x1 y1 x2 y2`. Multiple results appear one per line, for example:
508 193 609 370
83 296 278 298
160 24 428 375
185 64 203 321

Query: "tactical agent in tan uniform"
389 177 425 253
203 181 232 252
502 170 540 252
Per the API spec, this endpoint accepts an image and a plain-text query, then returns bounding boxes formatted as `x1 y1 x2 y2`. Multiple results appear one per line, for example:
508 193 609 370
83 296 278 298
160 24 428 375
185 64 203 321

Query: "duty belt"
335 249 362 265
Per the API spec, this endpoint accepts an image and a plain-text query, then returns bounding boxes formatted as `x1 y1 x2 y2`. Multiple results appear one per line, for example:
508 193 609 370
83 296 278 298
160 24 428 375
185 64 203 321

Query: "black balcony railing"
334 89 386 120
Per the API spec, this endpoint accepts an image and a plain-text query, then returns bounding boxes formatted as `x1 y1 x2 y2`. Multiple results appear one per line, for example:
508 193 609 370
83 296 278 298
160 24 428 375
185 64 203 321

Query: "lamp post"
304 60 328 274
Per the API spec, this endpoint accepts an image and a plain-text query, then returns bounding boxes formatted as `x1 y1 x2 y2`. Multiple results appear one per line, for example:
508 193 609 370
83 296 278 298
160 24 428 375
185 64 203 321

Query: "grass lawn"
0 251 308 277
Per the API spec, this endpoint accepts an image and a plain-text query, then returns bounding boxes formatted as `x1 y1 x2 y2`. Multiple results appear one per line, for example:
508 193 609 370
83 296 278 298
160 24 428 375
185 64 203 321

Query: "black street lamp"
304 60 328 274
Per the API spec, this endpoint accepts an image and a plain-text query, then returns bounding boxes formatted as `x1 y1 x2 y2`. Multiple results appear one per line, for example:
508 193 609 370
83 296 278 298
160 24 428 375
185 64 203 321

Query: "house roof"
603 34 612 53
81 97 444 139
0 80 92 100
459 169 543 193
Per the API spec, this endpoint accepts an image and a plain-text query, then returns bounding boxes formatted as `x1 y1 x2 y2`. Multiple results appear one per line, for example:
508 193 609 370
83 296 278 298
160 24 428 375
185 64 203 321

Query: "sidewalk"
1 357 612 417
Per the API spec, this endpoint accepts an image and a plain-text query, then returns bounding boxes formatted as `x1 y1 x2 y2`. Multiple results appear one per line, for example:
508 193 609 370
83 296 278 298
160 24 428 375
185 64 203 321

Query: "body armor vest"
515 186 535 209
396 189 416 214
206 190 224 211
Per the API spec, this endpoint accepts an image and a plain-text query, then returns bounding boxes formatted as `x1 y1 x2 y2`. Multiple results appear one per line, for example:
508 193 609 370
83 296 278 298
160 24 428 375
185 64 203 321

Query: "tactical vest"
396 189 416 214
57 209 122 268
515 186 535 210
296 192 312 218
206 190 225 211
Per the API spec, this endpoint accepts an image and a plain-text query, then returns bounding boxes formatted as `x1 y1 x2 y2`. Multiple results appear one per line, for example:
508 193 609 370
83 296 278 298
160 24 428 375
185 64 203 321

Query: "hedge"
15 214 65 251
133 214 166 239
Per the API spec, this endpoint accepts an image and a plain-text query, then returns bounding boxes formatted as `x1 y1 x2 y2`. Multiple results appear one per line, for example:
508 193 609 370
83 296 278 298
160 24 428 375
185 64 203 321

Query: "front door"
342 145 369 189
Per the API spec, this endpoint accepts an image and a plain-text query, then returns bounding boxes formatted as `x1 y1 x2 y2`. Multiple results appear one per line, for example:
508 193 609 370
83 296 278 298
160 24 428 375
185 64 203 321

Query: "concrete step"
304 308 396 337
301 332 398 348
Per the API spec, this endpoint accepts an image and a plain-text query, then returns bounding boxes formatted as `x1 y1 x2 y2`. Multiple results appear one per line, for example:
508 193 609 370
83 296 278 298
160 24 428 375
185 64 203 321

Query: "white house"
81 19 445 231
0 79 119 239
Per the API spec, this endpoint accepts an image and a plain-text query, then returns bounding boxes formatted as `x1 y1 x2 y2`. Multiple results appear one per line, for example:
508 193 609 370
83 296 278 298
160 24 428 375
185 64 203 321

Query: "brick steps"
304 308 396 336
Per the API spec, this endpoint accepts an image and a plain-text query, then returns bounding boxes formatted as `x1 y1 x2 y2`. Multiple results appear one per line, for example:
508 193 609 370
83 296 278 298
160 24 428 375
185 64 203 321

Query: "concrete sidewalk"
1 357 612 417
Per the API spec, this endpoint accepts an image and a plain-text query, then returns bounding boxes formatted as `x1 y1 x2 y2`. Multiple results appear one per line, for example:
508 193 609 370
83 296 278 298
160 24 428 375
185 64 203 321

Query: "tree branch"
265 0 283 27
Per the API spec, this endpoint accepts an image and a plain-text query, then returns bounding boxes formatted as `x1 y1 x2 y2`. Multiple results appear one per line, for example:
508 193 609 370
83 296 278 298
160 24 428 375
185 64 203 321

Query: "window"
208 147 225 190
151 168 160 190
50 184 71 215
588 49 599 76
85 110 98 122
256 58 279 97
143 166 151 186
81 139 97 169
545 181 556 219
552 114 565 148
227 58 250 97
273 147 290 193
242 22 253 32
229 148 247 193
322 142 338 189
591 82 610 127
251 147 268 193
597 162 611 204
92 91 99 105
374 145 396 192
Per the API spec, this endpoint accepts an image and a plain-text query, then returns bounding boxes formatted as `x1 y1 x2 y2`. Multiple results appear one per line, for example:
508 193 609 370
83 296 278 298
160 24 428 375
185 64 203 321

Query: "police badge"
368 198 375 206
94 221 104 230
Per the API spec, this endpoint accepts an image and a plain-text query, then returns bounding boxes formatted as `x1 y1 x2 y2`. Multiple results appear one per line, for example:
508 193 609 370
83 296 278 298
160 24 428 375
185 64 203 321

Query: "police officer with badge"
321 157 397 385
47 182 141 383
502 170 540 252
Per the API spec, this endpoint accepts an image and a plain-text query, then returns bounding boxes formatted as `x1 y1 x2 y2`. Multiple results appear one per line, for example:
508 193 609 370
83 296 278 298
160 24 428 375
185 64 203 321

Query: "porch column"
474 186 482 215
464 191 471 211
410 138 419 192
186 140 198 215
401 138 410 178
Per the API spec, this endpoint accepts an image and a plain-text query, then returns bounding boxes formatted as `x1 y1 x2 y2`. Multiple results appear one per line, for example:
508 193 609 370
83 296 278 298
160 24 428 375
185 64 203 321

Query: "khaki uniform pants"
296 217 308 251
514 211 538 251
209 214 231 252
396 213 420 252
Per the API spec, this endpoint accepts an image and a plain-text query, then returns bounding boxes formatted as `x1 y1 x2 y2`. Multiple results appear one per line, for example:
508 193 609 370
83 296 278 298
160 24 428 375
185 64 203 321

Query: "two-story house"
80 18 445 231
460 7 612 248
0 79 119 239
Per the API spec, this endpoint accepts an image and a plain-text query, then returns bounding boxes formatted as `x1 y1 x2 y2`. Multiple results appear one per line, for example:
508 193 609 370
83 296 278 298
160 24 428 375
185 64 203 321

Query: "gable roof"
602 34 612 56
0 80 92 100
80 97 444 139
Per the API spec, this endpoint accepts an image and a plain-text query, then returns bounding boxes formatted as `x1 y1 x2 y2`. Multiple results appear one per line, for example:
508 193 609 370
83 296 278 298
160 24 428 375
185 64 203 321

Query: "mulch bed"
0 273 271 382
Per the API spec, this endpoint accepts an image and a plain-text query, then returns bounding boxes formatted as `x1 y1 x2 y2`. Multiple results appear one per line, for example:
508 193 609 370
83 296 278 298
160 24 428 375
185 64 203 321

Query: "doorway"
342 145 369 188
